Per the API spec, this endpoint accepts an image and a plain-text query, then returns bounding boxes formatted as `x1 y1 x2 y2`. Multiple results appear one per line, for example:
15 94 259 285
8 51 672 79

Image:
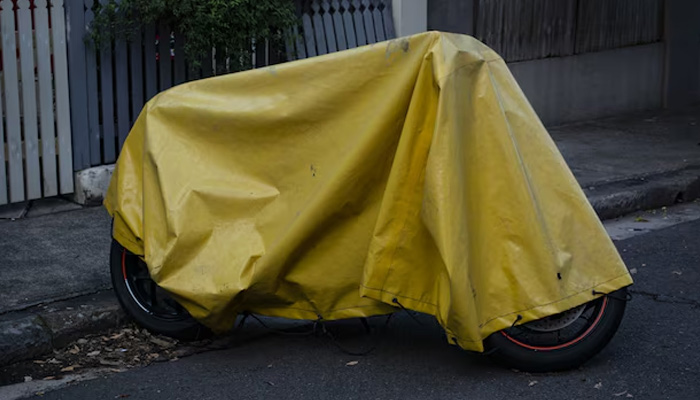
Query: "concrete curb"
586 166 700 220
0 291 127 367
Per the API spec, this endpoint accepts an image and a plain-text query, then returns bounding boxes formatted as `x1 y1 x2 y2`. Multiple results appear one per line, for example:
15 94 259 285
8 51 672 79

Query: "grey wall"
428 0 700 124
509 43 665 126
664 0 700 108
427 0 474 35
427 0 672 125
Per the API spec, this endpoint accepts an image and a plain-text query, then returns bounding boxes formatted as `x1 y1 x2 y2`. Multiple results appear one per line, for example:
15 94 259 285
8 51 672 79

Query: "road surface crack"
630 289 700 308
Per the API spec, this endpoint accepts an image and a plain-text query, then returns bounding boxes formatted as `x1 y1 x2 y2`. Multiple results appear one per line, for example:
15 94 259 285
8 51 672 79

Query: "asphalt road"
26 219 700 400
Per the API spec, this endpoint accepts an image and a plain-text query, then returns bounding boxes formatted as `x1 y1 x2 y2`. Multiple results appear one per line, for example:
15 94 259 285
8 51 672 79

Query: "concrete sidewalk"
1 106 699 367
0 206 118 366
552 106 700 219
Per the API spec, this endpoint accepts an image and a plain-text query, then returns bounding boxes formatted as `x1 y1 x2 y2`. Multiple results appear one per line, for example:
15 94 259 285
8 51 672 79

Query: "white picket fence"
0 0 73 205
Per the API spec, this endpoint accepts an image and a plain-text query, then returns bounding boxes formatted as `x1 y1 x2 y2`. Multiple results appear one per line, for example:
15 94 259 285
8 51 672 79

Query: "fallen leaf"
629 268 638 275
529 380 538 387
87 350 101 357
627 394 634 398
43 376 56 381
614 391 628 397
346 361 359 366
634 217 649 222
170 357 179 362
111 332 125 340
267 364 273 368
672 271 682 276
101 336 111 342
109 368 125 373
594 382 603 389
35 392 44 396
24 376 33 382
33 360 46 365
60 365 80 372
150 337 175 348
68 345 80 355
47 358 61 365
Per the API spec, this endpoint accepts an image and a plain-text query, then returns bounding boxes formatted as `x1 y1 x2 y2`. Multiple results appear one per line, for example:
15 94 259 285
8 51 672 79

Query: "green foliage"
90 0 298 71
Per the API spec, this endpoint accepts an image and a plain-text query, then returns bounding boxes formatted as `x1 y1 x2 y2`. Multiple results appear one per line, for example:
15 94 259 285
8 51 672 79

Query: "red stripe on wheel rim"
500 296 608 351
122 249 128 280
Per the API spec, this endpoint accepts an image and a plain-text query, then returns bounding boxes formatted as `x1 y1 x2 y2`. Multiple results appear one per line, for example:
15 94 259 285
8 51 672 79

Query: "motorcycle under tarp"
105 31 633 352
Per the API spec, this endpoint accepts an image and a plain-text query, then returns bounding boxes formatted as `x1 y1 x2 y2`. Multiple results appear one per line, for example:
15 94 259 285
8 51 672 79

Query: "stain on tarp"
385 38 410 60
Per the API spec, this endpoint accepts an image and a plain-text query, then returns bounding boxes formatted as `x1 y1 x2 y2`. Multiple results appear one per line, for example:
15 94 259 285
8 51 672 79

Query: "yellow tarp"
105 31 632 352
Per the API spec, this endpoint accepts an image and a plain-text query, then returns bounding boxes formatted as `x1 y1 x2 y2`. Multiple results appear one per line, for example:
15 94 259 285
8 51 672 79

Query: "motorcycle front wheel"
110 240 212 341
484 288 628 372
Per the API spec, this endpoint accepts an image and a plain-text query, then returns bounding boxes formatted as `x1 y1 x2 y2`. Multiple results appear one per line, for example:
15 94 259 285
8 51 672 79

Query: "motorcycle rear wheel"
110 240 212 341
484 288 628 372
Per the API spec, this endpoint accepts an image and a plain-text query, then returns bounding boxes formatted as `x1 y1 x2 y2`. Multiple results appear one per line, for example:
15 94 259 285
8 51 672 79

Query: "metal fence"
0 0 396 206
286 0 394 60
0 0 73 206
66 0 395 174
66 1 221 171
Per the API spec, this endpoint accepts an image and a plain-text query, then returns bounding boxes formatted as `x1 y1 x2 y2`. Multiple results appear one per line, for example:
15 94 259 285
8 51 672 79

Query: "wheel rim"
121 250 191 321
500 296 608 351
524 304 587 332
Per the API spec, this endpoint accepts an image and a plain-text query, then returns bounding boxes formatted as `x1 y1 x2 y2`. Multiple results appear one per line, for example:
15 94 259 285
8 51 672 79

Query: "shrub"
90 0 298 71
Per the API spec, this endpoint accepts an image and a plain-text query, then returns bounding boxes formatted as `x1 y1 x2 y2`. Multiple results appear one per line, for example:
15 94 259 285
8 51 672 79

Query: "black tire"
484 288 628 372
110 239 212 341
